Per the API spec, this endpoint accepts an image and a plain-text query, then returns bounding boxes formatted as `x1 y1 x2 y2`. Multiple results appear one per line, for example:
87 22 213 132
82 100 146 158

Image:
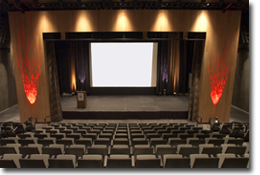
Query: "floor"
0 95 249 124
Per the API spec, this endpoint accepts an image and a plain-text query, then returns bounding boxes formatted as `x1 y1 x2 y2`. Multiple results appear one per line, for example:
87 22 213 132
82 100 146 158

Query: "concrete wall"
232 49 249 112
0 49 17 112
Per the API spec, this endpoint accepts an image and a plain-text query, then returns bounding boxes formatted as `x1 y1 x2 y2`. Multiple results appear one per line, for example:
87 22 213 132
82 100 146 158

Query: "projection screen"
90 42 157 87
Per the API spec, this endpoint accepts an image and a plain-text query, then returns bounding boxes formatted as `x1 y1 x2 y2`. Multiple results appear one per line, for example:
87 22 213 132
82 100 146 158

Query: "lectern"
77 91 87 108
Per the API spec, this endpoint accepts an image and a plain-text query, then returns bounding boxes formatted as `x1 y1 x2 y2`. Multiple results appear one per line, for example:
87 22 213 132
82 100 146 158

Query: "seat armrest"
108 146 111 155
24 155 30 159
104 155 108 168
131 155 135 168
210 154 214 158
130 146 133 155
158 155 163 168
51 155 55 159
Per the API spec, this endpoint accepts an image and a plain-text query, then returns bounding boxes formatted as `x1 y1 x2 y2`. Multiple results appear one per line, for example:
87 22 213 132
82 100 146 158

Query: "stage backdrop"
8 10 240 122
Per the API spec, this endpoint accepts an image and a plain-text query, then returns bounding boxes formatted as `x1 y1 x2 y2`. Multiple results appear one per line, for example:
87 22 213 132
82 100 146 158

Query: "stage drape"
55 41 90 94
45 41 63 122
188 41 205 121
156 33 187 95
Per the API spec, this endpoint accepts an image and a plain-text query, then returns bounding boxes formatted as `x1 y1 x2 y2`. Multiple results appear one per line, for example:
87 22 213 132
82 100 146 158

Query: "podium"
77 91 87 108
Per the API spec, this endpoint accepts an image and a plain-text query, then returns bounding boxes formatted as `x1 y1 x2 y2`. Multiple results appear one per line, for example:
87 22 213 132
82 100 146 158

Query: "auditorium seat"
77 155 103 168
75 138 92 148
135 155 161 168
132 138 148 146
112 138 129 146
168 138 186 146
94 138 111 146
99 133 113 140
225 138 244 145
17 133 33 139
19 154 49 168
49 154 76 168
177 144 199 158
206 138 225 146
82 133 97 140
194 133 210 140
163 154 190 168
42 144 64 157
0 144 20 155
177 133 194 140
210 133 226 139
130 134 145 140
222 144 247 156
186 138 205 146
150 138 167 147
65 145 86 159
87 145 108 158
67 133 82 140
155 145 177 157
50 133 66 139
114 133 128 139
190 154 219 168
0 137 18 145
199 144 222 157
105 155 134 168
19 144 42 157
133 145 153 159
18 138 37 146
217 153 249 168
56 138 74 146
34 133 50 139
146 133 161 140
0 154 22 168
162 133 177 140
37 138 56 147
109 145 131 155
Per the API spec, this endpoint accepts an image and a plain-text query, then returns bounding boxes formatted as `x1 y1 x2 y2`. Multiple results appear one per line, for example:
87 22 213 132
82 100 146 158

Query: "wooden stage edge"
62 111 188 120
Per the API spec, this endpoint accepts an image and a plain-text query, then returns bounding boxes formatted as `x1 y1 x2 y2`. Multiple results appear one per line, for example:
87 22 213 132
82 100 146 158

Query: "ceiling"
0 0 249 12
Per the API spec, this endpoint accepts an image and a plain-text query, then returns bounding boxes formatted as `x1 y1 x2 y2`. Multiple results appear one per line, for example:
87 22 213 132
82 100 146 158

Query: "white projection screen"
90 42 158 87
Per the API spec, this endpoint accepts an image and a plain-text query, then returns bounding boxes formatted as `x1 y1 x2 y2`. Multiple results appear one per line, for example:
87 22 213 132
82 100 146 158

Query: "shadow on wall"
0 63 9 111
0 50 18 112
232 51 249 112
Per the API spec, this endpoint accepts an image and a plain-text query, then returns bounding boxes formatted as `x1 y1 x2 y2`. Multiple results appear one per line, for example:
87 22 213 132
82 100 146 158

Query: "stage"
61 95 189 120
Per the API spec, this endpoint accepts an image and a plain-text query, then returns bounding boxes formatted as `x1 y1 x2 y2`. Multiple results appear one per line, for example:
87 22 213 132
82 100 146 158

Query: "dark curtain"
55 41 90 94
156 33 186 95
45 41 63 122
75 41 91 94
188 40 205 121
55 41 73 94
156 40 169 94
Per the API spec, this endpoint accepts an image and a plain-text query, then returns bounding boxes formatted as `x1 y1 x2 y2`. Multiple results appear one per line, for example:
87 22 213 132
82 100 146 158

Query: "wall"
232 49 249 112
0 49 17 112
8 10 241 122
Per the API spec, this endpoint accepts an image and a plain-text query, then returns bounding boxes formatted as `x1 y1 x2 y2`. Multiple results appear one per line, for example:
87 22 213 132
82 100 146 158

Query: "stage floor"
61 95 189 112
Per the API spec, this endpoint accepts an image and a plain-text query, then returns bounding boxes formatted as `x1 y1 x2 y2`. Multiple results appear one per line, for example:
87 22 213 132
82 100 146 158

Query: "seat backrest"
156 145 177 157
217 153 236 168
0 159 17 168
19 146 40 156
64 145 85 159
77 155 103 168
107 155 132 168
48 154 76 168
87 145 108 158
225 146 247 156
221 157 249 168
163 154 190 168
2 154 22 168
133 145 153 158
110 145 130 154
192 157 219 168
135 155 161 168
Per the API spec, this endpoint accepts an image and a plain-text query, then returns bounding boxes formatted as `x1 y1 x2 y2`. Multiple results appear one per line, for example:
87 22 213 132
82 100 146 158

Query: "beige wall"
9 10 241 122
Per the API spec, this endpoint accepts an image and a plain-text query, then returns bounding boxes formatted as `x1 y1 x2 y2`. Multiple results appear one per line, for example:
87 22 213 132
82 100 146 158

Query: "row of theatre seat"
0 122 249 168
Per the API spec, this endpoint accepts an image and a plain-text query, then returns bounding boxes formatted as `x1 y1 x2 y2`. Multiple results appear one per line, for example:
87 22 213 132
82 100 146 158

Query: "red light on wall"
17 54 41 105
208 38 231 105
14 24 42 105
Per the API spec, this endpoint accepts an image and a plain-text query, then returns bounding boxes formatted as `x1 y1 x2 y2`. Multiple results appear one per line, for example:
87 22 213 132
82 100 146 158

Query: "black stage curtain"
156 33 188 95
55 41 90 94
